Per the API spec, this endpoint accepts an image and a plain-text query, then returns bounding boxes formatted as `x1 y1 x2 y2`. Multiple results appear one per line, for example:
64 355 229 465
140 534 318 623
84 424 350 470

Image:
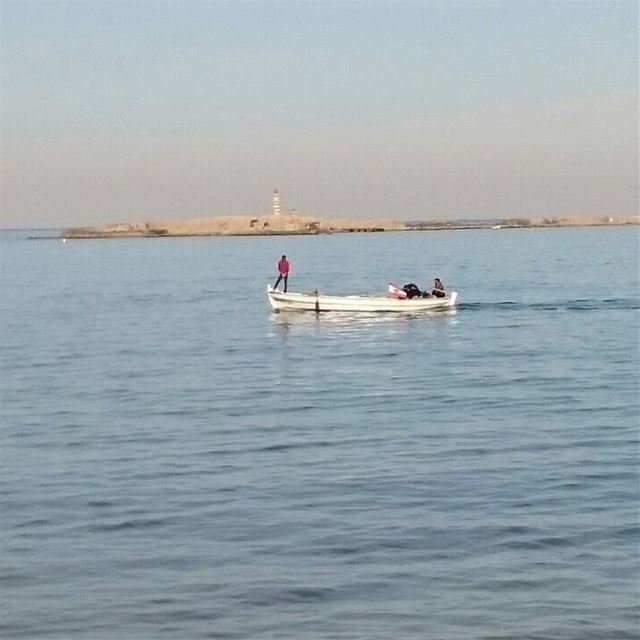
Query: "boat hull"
267 285 458 312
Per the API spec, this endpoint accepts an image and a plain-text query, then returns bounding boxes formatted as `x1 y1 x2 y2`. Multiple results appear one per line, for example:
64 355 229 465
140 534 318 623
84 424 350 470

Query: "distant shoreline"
58 214 639 239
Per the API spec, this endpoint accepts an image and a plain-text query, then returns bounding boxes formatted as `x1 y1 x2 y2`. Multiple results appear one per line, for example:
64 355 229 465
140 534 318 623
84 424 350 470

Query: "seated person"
431 277 446 298
402 283 422 299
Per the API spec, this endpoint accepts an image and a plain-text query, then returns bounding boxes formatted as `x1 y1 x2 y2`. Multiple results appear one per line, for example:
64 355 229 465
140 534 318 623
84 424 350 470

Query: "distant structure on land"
272 189 281 216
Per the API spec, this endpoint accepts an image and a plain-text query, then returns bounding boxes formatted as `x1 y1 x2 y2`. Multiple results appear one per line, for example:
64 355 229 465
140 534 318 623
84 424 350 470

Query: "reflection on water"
268 308 458 335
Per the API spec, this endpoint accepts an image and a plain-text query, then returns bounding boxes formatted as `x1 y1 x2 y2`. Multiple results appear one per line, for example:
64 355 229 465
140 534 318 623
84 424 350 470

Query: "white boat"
267 285 458 313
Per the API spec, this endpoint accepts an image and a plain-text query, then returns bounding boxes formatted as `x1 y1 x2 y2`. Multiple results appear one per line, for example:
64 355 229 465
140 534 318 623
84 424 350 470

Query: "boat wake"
460 298 639 312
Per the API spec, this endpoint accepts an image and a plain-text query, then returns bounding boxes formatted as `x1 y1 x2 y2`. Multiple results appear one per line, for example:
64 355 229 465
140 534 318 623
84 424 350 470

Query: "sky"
0 0 638 228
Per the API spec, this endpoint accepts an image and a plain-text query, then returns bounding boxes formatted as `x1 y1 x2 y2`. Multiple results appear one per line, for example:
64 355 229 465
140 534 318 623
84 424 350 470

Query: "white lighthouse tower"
272 189 281 216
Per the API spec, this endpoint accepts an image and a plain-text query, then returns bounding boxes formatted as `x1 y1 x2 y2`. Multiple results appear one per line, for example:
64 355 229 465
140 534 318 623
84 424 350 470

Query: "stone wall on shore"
62 214 409 238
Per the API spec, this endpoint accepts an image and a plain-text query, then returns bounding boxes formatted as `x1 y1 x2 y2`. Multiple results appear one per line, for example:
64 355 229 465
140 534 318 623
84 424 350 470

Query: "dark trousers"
274 274 288 292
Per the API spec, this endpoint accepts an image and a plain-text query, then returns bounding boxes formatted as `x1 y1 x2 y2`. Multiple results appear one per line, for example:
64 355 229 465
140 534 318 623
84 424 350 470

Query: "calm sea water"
1 227 638 640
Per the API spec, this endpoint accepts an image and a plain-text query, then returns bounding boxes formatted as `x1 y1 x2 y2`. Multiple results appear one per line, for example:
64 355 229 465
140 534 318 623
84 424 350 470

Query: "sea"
1 226 638 640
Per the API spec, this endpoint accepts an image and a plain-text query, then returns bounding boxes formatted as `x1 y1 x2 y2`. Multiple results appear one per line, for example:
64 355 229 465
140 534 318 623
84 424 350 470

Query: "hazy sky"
1 0 638 228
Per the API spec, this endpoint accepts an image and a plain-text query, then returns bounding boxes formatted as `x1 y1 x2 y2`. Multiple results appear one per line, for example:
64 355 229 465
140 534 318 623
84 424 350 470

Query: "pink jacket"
278 259 290 275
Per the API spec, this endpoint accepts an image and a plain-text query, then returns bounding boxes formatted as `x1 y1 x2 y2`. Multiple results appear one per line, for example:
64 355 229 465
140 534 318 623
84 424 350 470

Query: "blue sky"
1 0 638 227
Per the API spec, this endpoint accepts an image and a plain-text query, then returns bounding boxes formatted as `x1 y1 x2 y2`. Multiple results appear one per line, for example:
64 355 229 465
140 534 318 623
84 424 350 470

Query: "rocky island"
61 213 638 239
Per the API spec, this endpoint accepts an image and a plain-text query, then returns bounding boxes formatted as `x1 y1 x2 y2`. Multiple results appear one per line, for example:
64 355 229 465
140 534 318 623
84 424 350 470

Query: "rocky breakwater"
62 214 409 239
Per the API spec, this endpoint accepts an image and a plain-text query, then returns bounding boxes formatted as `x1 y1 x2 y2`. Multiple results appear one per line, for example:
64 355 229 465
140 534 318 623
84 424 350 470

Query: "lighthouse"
272 189 281 216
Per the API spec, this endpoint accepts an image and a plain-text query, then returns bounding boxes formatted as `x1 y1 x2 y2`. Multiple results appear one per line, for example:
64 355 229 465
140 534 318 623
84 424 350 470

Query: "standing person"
431 277 445 298
274 255 290 292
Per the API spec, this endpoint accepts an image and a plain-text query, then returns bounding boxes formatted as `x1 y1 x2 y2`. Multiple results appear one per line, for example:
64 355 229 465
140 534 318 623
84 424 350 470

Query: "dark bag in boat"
402 283 422 299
